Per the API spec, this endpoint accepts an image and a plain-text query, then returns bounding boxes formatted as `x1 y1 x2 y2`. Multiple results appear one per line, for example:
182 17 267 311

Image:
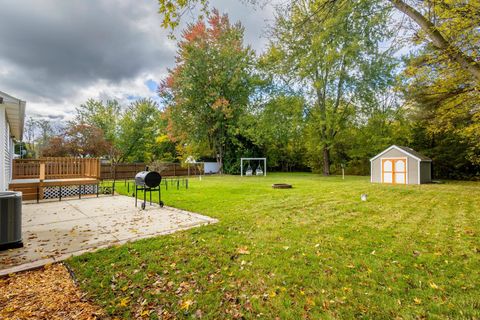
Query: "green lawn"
69 173 480 319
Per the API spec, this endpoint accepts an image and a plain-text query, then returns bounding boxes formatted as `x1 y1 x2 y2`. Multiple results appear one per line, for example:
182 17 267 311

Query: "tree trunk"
217 146 223 175
390 0 480 83
322 146 330 176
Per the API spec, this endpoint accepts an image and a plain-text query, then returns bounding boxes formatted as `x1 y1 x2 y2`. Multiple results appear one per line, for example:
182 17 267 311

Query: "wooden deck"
9 158 101 201
9 178 99 201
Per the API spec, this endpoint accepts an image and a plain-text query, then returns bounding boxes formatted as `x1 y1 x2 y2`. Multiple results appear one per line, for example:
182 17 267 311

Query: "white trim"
0 105 6 191
370 145 431 162
406 157 409 184
370 160 373 182
417 161 421 185
0 91 26 140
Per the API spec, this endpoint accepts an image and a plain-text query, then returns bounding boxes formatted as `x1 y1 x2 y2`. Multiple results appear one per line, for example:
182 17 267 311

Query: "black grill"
135 171 161 188
134 170 163 209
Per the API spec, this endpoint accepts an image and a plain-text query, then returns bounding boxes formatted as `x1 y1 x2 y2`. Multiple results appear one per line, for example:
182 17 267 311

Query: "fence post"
39 162 45 182
96 158 101 179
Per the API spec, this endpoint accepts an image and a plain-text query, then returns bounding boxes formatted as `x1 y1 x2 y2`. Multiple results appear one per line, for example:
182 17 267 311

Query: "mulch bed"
0 263 104 319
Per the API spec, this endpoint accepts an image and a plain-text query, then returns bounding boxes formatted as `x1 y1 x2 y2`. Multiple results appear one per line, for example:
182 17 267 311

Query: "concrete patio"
0 195 217 275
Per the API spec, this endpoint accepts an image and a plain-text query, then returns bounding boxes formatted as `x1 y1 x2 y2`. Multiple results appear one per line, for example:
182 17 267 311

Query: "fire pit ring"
272 183 292 189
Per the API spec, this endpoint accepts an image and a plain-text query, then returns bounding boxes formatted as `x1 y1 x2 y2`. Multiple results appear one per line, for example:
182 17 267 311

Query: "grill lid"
135 171 162 188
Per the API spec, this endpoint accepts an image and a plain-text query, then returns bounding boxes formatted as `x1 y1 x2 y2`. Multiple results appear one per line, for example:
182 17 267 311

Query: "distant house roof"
0 90 26 140
370 145 432 162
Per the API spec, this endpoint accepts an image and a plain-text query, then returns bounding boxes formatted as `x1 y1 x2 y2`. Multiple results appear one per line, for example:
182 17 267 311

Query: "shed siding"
420 161 431 183
371 148 420 184
371 158 381 182
408 158 419 184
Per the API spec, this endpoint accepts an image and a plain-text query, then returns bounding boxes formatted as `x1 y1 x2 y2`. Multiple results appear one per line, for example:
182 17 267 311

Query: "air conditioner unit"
0 192 23 250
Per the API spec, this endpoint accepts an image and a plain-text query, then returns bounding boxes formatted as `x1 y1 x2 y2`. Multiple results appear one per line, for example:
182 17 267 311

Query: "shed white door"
382 159 406 184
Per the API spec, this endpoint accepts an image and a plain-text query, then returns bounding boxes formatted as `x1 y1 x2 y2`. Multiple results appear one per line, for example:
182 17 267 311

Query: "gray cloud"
0 0 174 102
0 0 274 119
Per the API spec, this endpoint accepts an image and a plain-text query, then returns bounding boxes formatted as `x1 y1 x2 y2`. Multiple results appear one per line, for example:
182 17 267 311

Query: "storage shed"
370 145 432 184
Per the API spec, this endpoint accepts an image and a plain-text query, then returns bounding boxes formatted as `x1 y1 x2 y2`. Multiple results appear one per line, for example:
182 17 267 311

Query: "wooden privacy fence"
13 157 101 180
100 162 204 180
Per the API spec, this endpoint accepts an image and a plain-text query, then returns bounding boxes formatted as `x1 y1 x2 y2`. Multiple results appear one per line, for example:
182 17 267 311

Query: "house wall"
0 105 15 191
0 105 7 191
420 161 432 183
204 162 221 174
371 148 419 184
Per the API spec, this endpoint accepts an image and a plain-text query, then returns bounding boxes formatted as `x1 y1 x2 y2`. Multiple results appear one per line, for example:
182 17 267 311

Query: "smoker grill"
135 171 161 188
0 191 23 251
135 170 163 209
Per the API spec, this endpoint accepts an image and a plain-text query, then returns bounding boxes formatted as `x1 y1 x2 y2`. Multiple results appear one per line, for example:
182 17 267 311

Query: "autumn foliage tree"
263 0 395 175
159 10 256 172
42 124 111 158
399 1 480 166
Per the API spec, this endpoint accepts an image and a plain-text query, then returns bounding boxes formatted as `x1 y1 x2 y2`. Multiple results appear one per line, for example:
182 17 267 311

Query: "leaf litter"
0 263 104 319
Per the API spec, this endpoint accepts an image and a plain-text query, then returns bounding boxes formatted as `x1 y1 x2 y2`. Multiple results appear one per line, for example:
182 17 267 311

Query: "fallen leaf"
237 247 250 255
306 297 316 306
180 299 194 310
118 297 130 307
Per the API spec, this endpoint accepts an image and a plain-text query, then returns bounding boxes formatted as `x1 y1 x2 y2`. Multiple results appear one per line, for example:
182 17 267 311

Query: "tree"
117 99 162 163
23 117 37 158
158 10 257 173
36 119 54 157
403 46 480 166
64 124 111 157
397 0 480 167
390 0 480 83
262 0 395 175
23 117 36 146
41 136 69 157
333 90 411 175
75 99 121 144
42 124 111 158
74 99 122 161
254 95 306 171
157 0 480 83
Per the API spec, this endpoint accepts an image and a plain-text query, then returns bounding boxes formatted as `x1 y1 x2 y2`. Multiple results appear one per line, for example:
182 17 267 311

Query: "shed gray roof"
396 146 432 161
370 145 432 162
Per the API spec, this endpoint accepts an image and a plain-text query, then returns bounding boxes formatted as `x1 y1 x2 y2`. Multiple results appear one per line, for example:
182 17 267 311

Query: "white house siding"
0 106 15 191
0 105 7 191
7 127 14 182
204 162 221 174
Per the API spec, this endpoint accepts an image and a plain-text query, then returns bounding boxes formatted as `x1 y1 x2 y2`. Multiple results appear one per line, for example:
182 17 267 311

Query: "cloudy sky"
0 0 276 120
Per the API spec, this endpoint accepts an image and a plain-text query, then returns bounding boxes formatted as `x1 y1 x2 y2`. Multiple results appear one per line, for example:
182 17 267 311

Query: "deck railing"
12 157 101 180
